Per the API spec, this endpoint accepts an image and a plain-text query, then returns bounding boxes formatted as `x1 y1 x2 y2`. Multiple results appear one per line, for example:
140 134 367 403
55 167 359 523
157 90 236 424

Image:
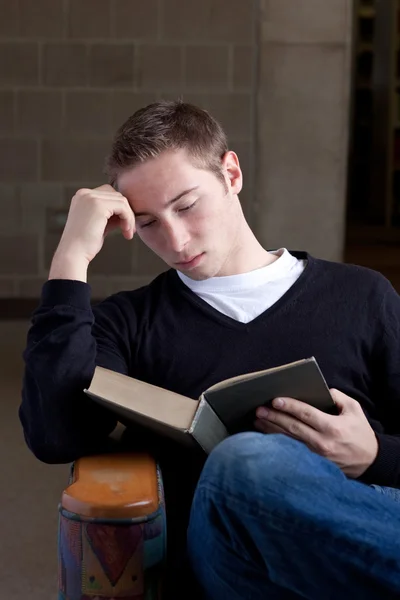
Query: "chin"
188 263 224 281
187 271 212 281
178 263 216 281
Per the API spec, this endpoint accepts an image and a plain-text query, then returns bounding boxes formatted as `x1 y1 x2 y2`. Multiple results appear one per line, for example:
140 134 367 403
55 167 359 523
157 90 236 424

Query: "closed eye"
140 220 156 229
178 201 197 213
139 200 198 228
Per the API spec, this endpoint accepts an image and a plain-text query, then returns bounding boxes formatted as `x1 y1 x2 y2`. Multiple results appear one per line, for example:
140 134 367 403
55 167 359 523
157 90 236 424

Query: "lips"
177 255 199 264
175 253 204 268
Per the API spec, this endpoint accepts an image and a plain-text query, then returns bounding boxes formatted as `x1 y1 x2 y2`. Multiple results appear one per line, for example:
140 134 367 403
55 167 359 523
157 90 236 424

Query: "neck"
218 212 277 277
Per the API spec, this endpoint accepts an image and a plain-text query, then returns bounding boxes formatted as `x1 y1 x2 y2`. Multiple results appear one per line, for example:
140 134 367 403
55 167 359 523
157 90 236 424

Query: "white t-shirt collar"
177 248 297 292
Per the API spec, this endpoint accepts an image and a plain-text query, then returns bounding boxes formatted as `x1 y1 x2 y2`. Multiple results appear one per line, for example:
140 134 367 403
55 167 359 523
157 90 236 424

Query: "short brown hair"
105 99 229 186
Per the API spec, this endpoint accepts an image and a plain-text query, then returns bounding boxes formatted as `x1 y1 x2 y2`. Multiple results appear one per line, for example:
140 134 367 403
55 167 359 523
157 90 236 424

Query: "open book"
84 357 338 454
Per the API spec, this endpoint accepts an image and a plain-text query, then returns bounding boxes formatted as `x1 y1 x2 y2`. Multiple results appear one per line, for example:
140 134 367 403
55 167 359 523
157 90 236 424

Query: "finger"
111 218 136 240
254 418 288 436
91 191 124 198
95 183 116 193
75 188 121 201
106 198 136 238
267 397 333 432
104 212 135 240
104 215 126 235
256 406 325 447
329 389 356 414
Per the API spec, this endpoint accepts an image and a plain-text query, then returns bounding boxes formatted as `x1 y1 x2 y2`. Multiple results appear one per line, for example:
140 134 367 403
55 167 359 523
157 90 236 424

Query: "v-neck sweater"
20 251 400 488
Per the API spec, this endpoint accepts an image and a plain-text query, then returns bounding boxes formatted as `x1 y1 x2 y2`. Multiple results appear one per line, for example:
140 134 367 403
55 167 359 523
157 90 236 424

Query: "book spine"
190 396 229 454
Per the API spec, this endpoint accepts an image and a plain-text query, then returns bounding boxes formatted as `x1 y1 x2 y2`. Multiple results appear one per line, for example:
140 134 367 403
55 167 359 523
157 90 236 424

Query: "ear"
221 151 243 195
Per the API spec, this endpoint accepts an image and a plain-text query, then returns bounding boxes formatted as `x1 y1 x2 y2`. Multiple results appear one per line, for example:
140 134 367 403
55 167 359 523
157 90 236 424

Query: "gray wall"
0 0 352 300
256 0 353 261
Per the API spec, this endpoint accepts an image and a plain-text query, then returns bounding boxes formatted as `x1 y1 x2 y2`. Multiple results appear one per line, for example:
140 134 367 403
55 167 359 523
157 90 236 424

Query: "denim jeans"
187 433 400 599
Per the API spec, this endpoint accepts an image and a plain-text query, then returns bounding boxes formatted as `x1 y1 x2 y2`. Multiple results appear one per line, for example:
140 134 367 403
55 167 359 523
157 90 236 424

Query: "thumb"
329 388 356 414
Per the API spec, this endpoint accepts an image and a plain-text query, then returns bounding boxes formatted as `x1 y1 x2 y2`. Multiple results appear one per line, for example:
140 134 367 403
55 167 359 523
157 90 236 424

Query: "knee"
199 432 310 494
188 434 312 558
211 430 302 464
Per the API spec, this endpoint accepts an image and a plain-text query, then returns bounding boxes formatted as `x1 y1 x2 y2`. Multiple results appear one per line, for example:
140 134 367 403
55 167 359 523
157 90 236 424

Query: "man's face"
117 148 243 280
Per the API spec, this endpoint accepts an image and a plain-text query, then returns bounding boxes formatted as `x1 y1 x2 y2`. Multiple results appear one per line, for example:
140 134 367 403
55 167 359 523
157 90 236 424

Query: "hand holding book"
254 389 379 478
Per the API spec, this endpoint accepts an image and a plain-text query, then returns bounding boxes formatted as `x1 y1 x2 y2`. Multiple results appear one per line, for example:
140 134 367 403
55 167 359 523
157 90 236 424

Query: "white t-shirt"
177 248 307 324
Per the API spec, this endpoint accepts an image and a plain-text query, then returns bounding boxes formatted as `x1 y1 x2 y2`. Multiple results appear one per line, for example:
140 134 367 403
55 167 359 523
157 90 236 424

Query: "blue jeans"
187 433 400 599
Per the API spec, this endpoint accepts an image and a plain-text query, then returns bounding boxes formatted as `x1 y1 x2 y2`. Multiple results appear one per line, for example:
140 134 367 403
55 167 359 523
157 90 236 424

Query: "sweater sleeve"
19 279 135 464
357 277 400 488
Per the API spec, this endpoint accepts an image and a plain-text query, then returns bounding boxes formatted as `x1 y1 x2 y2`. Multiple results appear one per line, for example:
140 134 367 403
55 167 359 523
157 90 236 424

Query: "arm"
19 184 136 464
254 273 400 488
356 278 400 487
19 281 135 464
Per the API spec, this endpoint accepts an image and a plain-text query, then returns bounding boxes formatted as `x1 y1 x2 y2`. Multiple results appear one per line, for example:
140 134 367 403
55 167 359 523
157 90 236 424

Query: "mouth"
175 253 205 269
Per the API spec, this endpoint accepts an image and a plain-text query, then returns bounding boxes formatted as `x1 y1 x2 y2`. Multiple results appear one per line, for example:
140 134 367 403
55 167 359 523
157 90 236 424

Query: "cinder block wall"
0 0 258 299
256 0 354 262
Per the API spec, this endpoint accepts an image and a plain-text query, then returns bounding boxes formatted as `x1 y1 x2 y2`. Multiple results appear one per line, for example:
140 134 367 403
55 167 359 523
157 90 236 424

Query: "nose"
163 220 190 253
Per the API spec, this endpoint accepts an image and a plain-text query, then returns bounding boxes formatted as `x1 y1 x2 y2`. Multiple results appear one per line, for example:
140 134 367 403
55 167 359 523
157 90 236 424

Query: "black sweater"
19 251 400 488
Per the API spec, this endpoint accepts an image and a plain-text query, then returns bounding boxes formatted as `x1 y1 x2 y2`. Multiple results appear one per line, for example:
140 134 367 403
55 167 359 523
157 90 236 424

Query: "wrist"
353 435 379 479
49 247 89 282
364 434 379 471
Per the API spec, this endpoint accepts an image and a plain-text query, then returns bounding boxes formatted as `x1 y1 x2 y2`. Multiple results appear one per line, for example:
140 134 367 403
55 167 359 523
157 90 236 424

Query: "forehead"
118 150 199 191
117 149 212 211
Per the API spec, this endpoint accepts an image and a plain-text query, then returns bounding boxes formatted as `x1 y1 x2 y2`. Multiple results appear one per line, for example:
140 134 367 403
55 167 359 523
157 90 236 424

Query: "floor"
0 321 69 600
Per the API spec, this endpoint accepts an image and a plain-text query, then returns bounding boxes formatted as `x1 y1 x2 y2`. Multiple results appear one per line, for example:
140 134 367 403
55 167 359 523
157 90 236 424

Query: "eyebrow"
134 186 199 217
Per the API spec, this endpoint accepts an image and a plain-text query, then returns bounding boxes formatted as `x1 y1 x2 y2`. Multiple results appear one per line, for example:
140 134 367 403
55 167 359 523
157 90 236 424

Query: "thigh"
189 434 400 600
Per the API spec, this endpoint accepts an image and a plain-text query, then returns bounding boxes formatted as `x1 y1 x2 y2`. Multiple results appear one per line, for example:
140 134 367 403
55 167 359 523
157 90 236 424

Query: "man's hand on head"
49 184 135 282
254 389 379 479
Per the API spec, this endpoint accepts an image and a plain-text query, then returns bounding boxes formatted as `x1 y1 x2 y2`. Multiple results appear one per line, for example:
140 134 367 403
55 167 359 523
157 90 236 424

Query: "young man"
20 100 400 598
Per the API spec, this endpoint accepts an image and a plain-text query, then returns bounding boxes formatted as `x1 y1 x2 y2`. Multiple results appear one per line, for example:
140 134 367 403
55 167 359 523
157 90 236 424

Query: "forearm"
48 249 89 282
19 280 121 464
360 277 400 488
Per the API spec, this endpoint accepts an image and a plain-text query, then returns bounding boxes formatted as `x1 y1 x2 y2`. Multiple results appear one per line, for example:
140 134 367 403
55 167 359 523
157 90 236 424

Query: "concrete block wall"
256 0 354 261
0 0 259 299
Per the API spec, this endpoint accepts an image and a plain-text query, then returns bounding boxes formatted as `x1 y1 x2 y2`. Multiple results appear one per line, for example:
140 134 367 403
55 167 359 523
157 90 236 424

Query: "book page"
86 367 199 430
